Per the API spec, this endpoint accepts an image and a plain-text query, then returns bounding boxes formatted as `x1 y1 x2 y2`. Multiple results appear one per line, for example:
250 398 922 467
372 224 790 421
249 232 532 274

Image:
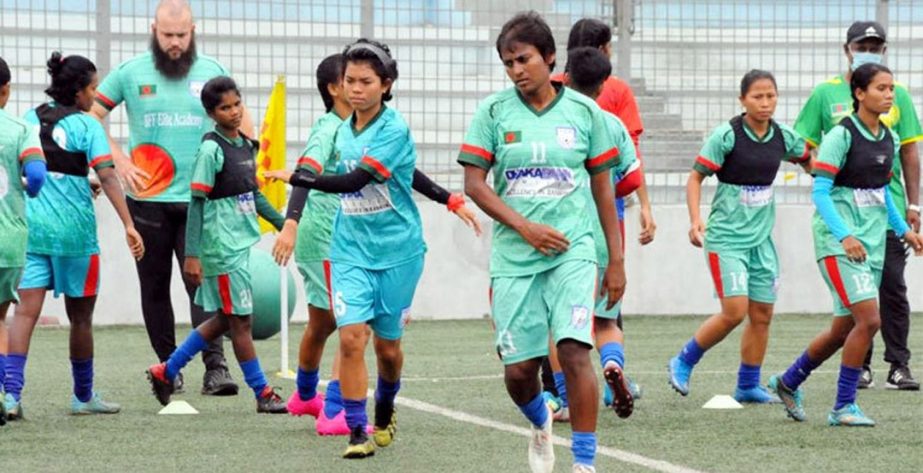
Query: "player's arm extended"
462 165 568 256
287 167 374 192
89 103 150 194
255 190 285 231
412 169 482 236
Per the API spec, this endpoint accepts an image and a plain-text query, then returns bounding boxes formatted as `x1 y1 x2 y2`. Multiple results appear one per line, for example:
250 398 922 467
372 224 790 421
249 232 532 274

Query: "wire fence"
1 0 920 204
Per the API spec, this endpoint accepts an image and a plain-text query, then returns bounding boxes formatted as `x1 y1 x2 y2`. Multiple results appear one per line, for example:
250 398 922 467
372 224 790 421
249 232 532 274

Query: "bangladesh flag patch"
139 84 157 97
504 130 522 144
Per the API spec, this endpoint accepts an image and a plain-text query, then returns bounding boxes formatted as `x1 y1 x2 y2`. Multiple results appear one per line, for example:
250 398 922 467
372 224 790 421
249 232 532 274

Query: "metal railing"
2 0 920 204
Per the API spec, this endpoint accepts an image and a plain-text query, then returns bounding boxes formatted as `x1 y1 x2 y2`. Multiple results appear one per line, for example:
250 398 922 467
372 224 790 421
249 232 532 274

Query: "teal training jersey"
593 113 637 266
458 85 620 277
23 104 114 256
693 120 808 251
190 130 261 276
794 74 923 221
328 107 426 270
294 112 343 264
0 108 45 267
96 52 229 203
812 114 901 269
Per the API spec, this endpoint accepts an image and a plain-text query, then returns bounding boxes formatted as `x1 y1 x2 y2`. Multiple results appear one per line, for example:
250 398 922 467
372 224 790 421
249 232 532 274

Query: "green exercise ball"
249 248 297 340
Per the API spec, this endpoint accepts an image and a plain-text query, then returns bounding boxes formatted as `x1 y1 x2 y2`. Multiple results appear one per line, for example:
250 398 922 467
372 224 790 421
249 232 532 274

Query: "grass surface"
2 314 922 472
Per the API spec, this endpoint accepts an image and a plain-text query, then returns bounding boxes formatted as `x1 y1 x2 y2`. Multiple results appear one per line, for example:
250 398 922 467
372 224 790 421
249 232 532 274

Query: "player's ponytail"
316 53 345 112
44 52 97 106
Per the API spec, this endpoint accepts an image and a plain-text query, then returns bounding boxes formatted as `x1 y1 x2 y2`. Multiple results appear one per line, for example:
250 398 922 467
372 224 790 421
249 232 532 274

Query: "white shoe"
573 464 597 473
528 406 555 473
552 406 570 423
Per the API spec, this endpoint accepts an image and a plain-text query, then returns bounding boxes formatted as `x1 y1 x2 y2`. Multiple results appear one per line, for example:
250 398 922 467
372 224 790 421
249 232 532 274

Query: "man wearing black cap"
794 21 921 391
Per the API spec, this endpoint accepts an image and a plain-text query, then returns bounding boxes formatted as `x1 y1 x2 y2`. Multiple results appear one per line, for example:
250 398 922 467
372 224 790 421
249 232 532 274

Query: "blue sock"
165 330 208 380
71 358 94 403
296 367 319 401
518 392 549 428
239 358 268 398
781 351 820 391
599 342 625 369
324 380 344 418
553 371 569 407
375 376 401 406
0 354 6 391
678 338 705 366
737 363 761 391
344 398 368 430
834 365 862 410
4 353 26 401
572 431 597 467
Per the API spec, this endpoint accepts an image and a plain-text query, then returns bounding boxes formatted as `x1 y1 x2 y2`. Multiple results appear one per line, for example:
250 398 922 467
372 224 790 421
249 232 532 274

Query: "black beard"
151 34 197 79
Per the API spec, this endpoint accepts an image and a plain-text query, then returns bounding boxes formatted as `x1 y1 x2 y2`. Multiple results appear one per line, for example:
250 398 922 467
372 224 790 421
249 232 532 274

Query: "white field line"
399 369 841 382
318 380 706 473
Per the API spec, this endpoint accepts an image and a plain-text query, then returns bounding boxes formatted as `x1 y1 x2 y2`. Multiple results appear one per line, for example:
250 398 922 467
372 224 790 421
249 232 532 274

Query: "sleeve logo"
504 130 522 144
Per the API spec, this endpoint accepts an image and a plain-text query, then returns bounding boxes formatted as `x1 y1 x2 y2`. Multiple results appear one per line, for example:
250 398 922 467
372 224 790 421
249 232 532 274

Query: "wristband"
908 204 920 213
447 193 465 212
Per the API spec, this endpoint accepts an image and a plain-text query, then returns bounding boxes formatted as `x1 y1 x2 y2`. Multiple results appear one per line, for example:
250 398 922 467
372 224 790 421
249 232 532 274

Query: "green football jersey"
593 113 637 266
458 85 620 277
693 120 807 251
811 114 901 269
189 130 261 276
96 52 229 203
294 111 343 264
794 74 923 219
0 108 44 267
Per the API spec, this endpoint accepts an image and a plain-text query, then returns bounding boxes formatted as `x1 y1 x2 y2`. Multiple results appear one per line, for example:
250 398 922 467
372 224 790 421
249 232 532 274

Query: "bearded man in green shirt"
90 0 254 396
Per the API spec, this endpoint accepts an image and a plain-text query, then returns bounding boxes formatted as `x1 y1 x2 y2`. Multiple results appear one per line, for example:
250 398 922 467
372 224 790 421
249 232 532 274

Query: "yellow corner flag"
256 76 287 233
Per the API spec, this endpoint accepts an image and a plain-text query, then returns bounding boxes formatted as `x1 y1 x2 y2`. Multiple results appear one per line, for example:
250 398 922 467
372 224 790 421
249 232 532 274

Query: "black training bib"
35 103 89 177
203 131 259 200
716 114 786 186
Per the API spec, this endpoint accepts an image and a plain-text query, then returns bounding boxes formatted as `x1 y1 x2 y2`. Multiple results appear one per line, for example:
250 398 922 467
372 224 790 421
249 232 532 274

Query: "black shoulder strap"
36 103 89 177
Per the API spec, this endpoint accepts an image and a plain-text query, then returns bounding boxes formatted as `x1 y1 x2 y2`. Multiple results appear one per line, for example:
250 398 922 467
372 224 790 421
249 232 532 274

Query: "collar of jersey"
738 113 776 143
516 81 565 117
350 105 387 137
212 126 245 146
848 113 887 141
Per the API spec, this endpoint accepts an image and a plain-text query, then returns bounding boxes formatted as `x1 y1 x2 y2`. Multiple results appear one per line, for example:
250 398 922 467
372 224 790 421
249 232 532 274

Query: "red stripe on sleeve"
96 93 116 109
19 147 42 161
361 156 392 180
297 156 323 174
695 156 720 172
88 154 113 169
191 183 213 194
797 143 811 162
814 162 839 175
823 257 851 307
459 144 494 163
587 147 620 169
708 252 724 299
